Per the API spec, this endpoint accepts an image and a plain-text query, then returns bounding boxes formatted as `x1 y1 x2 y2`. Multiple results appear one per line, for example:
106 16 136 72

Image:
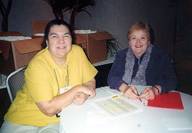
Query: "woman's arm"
73 79 96 105
36 79 96 116
147 46 177 93
107 49 127 90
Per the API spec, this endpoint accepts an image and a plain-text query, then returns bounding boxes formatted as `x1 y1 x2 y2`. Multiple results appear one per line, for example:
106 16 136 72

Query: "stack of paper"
92 95 141 118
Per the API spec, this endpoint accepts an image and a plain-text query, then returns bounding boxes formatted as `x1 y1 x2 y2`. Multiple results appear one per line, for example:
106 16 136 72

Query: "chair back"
6 67 25 102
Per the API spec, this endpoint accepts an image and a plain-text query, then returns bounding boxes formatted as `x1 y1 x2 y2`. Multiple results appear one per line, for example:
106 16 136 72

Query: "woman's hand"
73 92 89 105
119 83 139 99
140 86 160 100
36 79 96 116
72 79 96 104
73 84 95 98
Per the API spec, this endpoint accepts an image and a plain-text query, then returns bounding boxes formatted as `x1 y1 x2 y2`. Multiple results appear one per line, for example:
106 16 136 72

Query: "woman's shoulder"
32 48 49 60
67 45 87 62
71 44 83 51
28 48 51 68
70 45 84 55
118 48 128 53
116 48 128 57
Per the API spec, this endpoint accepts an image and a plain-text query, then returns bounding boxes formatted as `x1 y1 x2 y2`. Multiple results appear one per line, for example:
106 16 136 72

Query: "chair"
6 67 26 102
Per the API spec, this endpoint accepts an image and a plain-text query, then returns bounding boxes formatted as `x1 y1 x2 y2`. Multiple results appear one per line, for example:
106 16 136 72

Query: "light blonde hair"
128 22 151 41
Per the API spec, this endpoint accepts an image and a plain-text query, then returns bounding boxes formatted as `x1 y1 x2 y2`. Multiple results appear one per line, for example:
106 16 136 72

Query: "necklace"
54 65 69 94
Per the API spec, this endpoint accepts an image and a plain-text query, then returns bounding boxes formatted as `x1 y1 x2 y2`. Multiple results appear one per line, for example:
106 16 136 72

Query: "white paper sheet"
91 94 141 118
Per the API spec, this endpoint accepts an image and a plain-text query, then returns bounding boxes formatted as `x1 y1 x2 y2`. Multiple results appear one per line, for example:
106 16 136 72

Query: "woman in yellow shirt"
0 19 97 133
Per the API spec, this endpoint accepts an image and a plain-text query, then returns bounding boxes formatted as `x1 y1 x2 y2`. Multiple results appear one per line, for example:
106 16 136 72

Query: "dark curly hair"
41 19 74 48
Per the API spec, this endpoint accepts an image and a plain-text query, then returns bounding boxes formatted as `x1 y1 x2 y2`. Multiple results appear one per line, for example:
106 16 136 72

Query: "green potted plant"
43 0 95 30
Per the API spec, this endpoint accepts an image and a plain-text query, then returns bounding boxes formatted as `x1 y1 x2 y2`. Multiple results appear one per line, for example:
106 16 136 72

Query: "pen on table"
112 95 119 99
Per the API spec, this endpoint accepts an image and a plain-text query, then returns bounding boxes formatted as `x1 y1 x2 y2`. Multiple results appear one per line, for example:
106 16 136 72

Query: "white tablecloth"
60 86 192 133
0 36 31 41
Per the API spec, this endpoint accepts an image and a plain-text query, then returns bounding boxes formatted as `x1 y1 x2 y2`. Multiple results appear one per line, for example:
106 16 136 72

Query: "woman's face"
47 25 72 61
129 29 150 58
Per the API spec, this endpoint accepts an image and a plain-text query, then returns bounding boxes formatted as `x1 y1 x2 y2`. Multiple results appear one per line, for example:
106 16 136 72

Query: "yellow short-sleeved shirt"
5 45 97 126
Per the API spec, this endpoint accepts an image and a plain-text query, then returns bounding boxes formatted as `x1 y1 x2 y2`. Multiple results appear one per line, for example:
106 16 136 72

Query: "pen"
112 95 119 99
137 91 142 103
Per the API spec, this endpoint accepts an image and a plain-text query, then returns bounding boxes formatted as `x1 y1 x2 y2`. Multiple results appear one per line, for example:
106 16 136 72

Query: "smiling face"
128 29 150 58
47 25 72 64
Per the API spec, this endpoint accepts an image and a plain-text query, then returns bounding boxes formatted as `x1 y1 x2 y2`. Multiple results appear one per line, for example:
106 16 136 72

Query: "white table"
93 56 114 66
60 86 192 133
0 36 31 41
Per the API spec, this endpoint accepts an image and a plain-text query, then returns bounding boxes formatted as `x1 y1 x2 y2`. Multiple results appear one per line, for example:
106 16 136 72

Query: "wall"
8 0 54 35
1 0 177 55
76 0 176 56
175 0 192 58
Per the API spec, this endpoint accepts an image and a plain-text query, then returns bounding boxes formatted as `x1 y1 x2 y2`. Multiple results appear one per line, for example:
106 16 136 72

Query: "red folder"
147 92 184 110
